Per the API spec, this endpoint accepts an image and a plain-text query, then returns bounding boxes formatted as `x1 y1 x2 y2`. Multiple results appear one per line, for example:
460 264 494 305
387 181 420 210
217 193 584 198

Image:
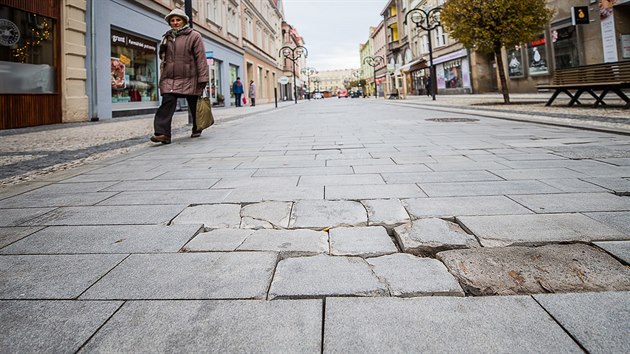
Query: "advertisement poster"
111 57 126 89
528 35 548 75
600 0 618 62
507 47 524 78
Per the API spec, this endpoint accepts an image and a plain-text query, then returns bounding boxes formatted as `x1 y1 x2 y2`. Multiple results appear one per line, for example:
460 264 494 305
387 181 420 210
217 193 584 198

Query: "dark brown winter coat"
158 28 208 96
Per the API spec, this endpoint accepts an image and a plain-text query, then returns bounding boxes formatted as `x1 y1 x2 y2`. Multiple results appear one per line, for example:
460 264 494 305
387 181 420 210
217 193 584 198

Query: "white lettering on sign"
112 34 126 44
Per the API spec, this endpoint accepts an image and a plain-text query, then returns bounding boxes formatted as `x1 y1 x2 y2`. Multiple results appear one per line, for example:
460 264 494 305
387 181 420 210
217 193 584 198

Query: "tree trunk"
494 47 510 104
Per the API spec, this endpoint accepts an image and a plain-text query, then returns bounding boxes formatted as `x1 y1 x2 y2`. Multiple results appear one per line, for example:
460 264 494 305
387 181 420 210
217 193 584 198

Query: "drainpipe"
89 0 99 121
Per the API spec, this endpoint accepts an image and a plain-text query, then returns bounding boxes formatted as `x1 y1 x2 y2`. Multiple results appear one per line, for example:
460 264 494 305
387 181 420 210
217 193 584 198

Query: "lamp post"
301 67 317 100
363 55 384 98
279 45 308 104
405 6 442 101
312 77 320 93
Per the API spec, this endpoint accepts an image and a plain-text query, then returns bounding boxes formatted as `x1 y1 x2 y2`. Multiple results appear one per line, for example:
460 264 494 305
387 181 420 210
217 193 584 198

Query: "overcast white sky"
282 0 386 71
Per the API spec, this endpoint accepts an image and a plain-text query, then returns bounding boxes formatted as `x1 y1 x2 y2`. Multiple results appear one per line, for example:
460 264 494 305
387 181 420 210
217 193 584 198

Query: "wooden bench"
537 61 630 109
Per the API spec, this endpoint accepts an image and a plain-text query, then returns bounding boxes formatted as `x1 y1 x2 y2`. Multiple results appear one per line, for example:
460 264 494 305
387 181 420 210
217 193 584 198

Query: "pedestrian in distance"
249 80 256 106
232 77 244 107
151 8 209 144
425 74 432 97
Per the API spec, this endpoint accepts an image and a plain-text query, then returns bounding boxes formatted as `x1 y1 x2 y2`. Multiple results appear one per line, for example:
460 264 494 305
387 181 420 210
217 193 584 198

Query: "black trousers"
250 98 255 106
234 93 242 107
154 93 199 137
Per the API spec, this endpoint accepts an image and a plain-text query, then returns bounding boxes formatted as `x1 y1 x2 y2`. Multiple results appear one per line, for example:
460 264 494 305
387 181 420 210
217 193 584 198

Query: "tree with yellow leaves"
440 0 553 103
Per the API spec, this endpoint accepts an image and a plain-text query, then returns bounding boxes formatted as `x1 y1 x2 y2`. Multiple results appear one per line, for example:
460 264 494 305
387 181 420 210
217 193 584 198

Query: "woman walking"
151 8 208 144
249 80 256 106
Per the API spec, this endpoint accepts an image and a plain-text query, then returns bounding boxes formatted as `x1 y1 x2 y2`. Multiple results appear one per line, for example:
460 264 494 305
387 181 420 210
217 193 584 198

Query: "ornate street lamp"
405 6 442 101
301 67 317 100
279 45 308 104
363 55 384 98
312 77 320 92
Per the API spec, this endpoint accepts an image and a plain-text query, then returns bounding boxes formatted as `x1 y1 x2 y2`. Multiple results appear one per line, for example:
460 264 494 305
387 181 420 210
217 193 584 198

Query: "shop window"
443 59 463 88
229 64 238 98
506 46 525 78
0 6 56 93
110 28 158 104
527 33 549 76
552 26 580 69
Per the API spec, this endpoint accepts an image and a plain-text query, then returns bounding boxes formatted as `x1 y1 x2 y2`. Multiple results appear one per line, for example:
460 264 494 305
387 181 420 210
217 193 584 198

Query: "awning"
398 58 425 73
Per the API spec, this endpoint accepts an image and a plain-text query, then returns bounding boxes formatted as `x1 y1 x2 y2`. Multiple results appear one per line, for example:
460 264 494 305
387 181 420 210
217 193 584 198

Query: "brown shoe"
150 135 171 144
191 130 202 138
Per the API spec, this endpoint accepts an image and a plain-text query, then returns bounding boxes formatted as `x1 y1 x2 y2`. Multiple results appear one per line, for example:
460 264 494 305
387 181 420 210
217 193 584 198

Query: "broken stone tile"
240 201 292 229
366 254 464 297
288 200 367 230
393 219 479 256
329 226 397 257
458 213 626 247
268 254 388 299
402 196 531 218
237 229 328 257
172 204 242 229
183 229 256 252
437 244 630 296
362 199 410 230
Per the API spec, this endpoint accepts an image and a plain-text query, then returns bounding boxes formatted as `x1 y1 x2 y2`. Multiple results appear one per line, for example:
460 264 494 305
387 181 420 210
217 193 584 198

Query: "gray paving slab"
352 164 433 174
594 241 630 264
539 178 609 192
210 176 299 189
0 300 123 353
0 192 118 208
581 177 630 194
253 166 353 177
289 200 367 229
424 161 512 171
366 253 464 297
80 252 278 300
533 292 630 354
598 157 630 166
28 181 119 193
329 226 397 257
402 196 532 218
0 208 55 226
0 224 202 254
458 213 626 247
419 180 560 197
326 183 427 200
172 204 242 229
362 198 410 229
97 189 231 205
549 145 630 159
268 254 388 299
394 219 479 256
323 296 582 353
80 300 322 353
60 171 166 182
155 168 256 180
325 158 394 167
237 229 328 257
298 174 385 186
510 192 630 213
490 168 587 180
381 170 502 184
222 185 323 203
183 229 255 251
438 244 630 296
240 201 292 229
0 227 43 249
0 254 126 299
22 205 186 226
101 179 220 191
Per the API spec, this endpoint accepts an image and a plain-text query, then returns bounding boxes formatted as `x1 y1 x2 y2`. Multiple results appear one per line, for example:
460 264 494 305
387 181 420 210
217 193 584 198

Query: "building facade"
371 20 387 97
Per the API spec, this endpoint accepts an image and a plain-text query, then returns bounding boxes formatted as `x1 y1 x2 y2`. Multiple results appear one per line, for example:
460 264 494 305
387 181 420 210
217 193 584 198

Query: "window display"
0 6 56 93
552 26 580 69
507 46 525 78
528 33 548 75
443 59 463 88
110 28 158 103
